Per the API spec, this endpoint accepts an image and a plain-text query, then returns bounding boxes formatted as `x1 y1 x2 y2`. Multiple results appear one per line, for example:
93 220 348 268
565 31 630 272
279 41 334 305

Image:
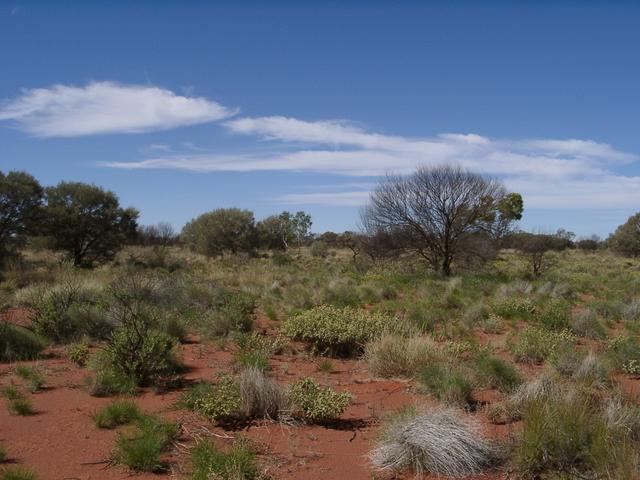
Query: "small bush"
1 468 38 480
607 334 640 373
190 438 258 480
3 385 21 401
491 297 535 319
93 400 142 428
86 351 138 396
67 341 90 366
14 365 44 392
418 364 474 407
115 415 179 472
570 308 606 339
288 377 349 423
0 322 46 362
8 397 35 416
535 299 570 330
370 407 497 477
472 352 521 392
192 375 241 421
511 327 575 364
282 305 394 356
365 334 442 378
0 444 6 462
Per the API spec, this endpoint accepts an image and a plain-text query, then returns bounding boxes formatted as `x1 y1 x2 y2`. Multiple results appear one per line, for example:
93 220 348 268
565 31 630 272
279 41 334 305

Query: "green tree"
608 212 640 257
45 182 138 266
182 208 256 257
256 211 312 250
0 171 44 264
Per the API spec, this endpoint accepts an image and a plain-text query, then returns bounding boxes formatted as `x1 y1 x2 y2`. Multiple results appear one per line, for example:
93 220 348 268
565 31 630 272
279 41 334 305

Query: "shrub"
0 322 46 362
282 305 393 356
418 364 474 407
365 334 442 378
86 351 138 396
288 377 349 423
516 392 637 478
2 385 21 401
115 414 179 472
92 400 142 428
310 240 329 257
491 297 535 319
607 334 640 372
370 407 497 477
472 352 521 392
1 468 38 480
8 397 35 416
192 375 241 421
190 438 258 480
199 292 256 338
570 308 606 339
511 327 575 364
67 341 90 366
14 366 44 392
0 444 6 463
535 299 570 330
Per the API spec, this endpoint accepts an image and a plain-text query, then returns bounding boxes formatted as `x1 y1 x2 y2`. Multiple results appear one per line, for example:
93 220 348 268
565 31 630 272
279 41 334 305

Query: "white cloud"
0 81 236 137
104 114 640 209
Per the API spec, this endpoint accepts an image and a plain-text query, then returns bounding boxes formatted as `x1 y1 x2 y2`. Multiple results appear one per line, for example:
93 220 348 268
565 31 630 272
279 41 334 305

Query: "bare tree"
361 165 523 276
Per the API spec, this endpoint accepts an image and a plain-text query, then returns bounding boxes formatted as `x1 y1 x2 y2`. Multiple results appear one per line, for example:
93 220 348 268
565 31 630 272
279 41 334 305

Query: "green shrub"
473 352 521 392
192 375 241 421
115 415 179 472
198 291 256 338
3 385 21 401
67 341 90 366
14 366 44 392
282 305 393 356
92 400 141 428
418 364 474 407
607 334 640 372
86 351 138 396
516 393 637 478
8 397 35 416
536 299 570 330
491 297 535 319
288 377 349 423
570 308 606 339
0 444 6 463
190 438 258 480
511 327 575 364
1 468 38 480
0 322 46 362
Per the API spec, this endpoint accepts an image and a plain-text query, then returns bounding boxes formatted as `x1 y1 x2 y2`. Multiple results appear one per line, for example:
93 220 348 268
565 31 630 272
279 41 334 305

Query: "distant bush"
67 341 90 366
365 334 443 378
535 298 570 330
282 305 394 356
190 438 258 480
608 211 640 257
288 377 349 423
198 291 256 338
511 327 575 364
491 297 535 319
310 240 329 257
0 322 46 362
370 407 497 477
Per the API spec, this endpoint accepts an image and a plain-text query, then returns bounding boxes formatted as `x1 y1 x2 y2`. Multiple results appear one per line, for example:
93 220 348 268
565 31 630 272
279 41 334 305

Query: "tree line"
1 166 638 275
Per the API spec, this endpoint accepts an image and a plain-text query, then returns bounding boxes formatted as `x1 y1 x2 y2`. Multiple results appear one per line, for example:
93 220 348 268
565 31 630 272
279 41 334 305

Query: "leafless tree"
361 165 523 276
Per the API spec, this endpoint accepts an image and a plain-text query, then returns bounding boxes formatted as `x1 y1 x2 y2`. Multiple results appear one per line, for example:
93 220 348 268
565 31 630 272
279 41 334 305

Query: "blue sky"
1 1 639 237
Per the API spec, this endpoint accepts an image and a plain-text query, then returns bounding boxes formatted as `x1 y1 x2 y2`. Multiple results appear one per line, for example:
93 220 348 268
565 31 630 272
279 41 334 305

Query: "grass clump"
1 468 38 480
365 334 442 378
92 399 142 428
516 392 638 479
8 397 35 416
370 407 497 477
238 367 289 420
570 308 606 339
282 305 394 356
510 326 575 364
0 322 46 362
190 438 258 480
491 297 535 319
418 364 474 407
535 298 571 330
115 414 179 472
288 377 349 423
14 365 44 392
472 351 521 392
0 444 6 463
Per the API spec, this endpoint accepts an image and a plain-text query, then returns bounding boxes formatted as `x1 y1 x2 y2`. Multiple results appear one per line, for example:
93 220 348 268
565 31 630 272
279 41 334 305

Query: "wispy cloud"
0 81 236 137
103 114 639 209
